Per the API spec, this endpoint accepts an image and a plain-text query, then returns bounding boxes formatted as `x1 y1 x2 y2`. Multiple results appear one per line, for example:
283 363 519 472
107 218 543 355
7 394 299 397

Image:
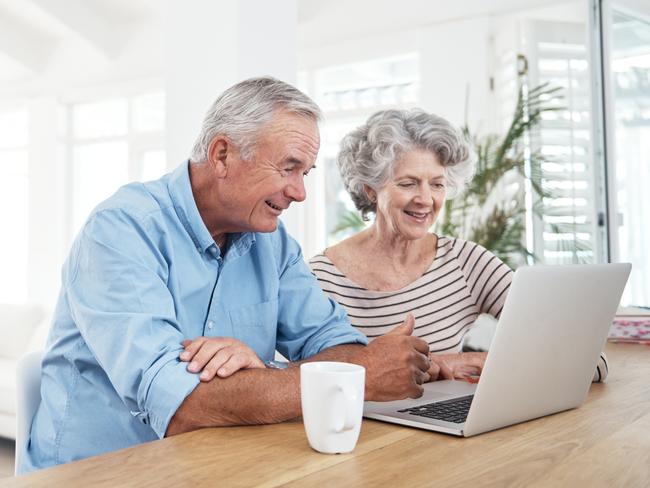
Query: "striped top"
309 235 608 382
309 236 512 354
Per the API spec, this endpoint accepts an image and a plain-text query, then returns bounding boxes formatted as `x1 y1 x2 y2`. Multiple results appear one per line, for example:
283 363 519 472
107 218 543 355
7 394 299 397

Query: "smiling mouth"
266 201 284 211
404 210 430 220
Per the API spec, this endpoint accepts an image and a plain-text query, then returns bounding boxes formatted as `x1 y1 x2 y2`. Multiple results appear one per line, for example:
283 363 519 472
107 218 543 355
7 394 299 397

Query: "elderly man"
20 77 431 473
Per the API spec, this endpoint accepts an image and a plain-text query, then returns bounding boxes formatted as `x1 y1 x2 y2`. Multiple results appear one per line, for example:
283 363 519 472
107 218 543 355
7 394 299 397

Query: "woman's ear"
364 185 377 203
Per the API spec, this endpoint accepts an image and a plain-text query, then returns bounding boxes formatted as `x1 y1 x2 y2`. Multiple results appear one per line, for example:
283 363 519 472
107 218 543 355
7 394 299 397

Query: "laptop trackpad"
422 379 477 399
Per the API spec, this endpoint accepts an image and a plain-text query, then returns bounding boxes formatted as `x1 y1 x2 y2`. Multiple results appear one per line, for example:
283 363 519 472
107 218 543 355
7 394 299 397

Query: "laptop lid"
463 263 630 436
364 263 631 437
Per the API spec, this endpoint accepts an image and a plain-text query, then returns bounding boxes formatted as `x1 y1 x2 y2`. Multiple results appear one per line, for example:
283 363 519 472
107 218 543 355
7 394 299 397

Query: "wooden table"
5 343 650 487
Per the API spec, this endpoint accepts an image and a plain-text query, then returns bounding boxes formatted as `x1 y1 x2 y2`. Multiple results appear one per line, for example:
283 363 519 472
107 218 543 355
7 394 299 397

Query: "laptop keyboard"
398 395 474 424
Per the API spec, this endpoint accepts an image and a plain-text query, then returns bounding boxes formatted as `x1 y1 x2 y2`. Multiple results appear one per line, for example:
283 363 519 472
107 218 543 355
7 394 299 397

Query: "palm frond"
332 210 366 234
439 83 565 266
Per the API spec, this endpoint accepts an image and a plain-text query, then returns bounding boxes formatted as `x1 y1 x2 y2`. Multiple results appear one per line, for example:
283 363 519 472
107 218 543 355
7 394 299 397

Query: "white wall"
163 1 238 166
418 17 495 132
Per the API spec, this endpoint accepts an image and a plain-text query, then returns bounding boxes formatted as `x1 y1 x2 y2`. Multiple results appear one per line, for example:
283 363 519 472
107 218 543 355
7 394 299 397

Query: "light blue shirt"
21 161 366 473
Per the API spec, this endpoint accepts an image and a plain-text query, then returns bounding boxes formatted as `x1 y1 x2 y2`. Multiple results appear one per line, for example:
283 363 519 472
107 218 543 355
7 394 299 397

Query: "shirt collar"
168 160 217 254
226 232 256 260
168 160 256 257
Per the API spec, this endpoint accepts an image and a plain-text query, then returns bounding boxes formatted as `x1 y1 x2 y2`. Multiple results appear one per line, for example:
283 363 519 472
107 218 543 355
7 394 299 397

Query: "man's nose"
286 175 307 202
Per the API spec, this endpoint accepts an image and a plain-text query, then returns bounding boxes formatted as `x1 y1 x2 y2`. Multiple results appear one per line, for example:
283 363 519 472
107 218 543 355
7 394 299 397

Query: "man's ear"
207 136 230 178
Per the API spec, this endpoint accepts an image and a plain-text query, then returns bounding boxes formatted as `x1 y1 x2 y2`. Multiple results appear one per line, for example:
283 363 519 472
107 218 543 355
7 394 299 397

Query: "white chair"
14 350 44 475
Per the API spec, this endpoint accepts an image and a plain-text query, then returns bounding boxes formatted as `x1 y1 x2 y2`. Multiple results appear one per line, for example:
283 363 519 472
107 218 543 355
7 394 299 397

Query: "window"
0 108 29 303
67 92 166 236
605 8 650 306
523 21 599 265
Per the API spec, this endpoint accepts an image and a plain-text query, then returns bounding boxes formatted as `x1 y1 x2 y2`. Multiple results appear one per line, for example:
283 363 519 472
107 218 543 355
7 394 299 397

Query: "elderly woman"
309 109 608 383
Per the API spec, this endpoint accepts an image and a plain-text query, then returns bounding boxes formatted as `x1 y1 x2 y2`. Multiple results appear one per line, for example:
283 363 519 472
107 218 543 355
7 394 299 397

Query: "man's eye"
398 183 414 188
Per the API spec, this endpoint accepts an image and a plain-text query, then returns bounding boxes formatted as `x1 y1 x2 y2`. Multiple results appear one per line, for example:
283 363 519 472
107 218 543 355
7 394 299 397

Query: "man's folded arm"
166 324 434 436
166 343 366 435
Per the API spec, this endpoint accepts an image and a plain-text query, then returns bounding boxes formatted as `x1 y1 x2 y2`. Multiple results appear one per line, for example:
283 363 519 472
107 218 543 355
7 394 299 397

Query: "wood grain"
4 343 649 488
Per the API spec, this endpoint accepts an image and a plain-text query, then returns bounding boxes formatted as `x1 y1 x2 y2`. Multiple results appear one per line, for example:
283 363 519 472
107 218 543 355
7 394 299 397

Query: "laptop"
363 263 631 437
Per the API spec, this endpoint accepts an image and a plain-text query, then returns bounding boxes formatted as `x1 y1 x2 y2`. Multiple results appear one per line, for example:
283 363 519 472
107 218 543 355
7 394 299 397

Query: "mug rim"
300 361 365 374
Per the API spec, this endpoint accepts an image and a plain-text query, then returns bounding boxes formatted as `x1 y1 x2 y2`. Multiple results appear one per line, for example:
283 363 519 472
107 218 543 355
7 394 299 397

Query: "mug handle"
331 385 358 433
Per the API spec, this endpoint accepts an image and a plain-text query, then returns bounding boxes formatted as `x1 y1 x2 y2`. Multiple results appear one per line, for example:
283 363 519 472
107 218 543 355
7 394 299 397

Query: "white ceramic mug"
300 361 366 454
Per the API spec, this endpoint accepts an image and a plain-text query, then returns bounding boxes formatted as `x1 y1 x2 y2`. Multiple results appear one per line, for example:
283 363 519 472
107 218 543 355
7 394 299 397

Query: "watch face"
265 360 289 370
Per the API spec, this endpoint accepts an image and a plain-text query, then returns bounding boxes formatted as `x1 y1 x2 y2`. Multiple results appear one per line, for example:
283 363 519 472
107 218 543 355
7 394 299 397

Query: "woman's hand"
427 352 487 383
427 355 454 381
179 336 265 381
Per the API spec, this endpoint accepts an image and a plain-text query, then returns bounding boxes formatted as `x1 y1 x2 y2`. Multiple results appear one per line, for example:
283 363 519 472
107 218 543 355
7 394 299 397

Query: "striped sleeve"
592 352 609 383
453 240 513 318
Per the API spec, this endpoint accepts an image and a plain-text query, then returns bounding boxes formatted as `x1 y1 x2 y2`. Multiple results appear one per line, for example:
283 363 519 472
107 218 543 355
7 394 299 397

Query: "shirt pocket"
227 299 278 362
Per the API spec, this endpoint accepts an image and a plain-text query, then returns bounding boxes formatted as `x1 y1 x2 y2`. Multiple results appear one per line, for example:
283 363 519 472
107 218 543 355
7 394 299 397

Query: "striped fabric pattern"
309 236 512 354
309 235 608 382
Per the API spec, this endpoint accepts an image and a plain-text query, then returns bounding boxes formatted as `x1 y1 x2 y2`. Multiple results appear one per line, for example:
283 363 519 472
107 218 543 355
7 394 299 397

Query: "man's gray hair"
190 77 322 162
337 109 475 218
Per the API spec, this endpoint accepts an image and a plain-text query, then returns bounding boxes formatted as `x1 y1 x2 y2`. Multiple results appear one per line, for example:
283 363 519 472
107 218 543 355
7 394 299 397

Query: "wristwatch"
265 360 290 370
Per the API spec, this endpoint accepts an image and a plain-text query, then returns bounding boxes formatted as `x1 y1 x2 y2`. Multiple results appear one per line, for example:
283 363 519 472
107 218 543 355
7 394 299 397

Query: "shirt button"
207 320 214 329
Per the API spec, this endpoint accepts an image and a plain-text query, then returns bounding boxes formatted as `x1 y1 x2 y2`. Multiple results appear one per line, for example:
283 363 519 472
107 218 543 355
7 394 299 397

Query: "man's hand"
352 314 431 401
180 337 265 381
428 352 487 383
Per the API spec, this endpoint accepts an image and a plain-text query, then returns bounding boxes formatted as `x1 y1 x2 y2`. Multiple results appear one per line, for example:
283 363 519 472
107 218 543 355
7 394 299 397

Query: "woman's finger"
427 361 441 381
438 360 454 380
429 355 454 380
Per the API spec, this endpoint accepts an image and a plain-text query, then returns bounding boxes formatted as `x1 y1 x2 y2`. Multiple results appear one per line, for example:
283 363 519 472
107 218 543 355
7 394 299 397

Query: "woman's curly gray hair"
337 109 475 219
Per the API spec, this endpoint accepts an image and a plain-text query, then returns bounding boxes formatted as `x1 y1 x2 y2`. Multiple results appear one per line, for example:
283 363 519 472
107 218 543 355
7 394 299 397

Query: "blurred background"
0 0 648 446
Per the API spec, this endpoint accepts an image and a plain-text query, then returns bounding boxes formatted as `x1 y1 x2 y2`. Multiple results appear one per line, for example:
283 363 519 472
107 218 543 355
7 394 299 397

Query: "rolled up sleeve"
67 209 199 438
140 354 199 437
